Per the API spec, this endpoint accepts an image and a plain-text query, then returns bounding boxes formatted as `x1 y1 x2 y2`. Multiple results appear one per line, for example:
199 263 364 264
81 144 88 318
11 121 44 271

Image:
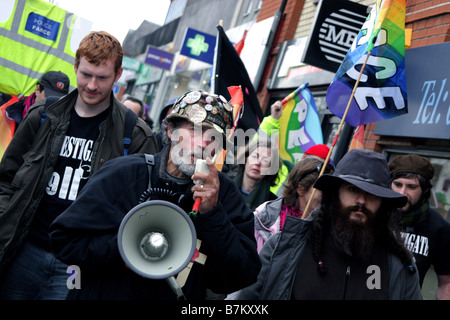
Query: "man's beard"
399 194 427 214
170 143 210 177
332 204 376 262
171 149 197 176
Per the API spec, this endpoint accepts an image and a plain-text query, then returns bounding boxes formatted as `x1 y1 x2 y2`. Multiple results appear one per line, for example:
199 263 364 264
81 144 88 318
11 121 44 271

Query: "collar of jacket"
43 90 121 120
255 197 283 230
281 211 314 237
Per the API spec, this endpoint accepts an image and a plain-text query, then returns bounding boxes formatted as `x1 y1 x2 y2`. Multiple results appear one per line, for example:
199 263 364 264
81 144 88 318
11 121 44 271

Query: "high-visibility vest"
0 0 92 96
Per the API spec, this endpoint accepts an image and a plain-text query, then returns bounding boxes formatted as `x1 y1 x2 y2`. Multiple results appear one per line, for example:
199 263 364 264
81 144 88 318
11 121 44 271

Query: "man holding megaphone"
49 90 261 300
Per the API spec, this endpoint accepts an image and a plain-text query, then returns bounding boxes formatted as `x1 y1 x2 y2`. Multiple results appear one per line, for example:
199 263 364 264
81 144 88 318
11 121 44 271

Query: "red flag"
349 125 365 150
234 30 248 55
227 85 244 134
214 86 244 172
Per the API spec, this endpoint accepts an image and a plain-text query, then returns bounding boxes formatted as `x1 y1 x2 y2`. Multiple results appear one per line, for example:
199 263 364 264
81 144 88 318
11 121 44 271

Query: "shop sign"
180 28 216 65
375 42 450 140
302 0 368 73
145 46 174 71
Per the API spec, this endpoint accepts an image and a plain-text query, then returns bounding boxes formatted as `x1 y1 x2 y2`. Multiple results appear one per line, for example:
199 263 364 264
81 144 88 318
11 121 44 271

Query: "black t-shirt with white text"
29 108 109 251
400 208 450 286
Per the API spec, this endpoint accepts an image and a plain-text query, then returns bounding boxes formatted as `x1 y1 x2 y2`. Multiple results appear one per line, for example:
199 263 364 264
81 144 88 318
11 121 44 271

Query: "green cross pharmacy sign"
181 28 216 65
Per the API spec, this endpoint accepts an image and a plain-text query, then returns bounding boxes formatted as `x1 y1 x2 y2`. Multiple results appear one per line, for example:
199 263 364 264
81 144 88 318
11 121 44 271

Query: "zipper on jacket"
342 266 351 299
342 253 351 300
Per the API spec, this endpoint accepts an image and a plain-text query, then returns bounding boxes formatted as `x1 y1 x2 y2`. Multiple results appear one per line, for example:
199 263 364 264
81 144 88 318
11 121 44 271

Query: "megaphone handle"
189 198 201 217
166 276 186 300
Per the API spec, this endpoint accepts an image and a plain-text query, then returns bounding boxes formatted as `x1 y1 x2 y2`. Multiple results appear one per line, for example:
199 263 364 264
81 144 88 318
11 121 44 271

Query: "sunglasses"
298 162 335 183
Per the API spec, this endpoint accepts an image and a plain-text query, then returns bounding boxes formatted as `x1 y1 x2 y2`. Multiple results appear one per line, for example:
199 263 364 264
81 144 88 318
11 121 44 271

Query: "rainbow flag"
326 0 407 127
279 84 323 162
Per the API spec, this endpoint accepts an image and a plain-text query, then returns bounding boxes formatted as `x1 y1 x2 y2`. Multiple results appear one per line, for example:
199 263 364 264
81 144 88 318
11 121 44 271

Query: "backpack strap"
123 109 138 156
144 154 154 190
40 96 60 126
138 154 155 203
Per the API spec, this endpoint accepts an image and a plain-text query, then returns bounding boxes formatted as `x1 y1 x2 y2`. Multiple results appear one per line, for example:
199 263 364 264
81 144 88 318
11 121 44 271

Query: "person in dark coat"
389 154 450 299
0 31 157 300
49 90 261 300
155 96 177 151
238 149 422 300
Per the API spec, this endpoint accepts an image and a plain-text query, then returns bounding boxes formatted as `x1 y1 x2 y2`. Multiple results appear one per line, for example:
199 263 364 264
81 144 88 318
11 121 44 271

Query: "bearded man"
49 90 261 300
238 149 422 300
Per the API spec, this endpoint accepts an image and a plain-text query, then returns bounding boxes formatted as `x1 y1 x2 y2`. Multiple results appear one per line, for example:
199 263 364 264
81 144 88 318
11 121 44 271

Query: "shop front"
269 38 449 299
375 41 450 223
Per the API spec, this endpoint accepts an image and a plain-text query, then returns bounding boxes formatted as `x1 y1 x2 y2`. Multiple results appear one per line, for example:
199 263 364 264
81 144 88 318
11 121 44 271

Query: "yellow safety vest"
0 0 91 96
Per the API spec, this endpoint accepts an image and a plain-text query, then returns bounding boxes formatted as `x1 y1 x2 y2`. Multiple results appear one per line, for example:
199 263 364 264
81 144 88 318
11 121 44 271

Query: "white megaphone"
117 200 197 299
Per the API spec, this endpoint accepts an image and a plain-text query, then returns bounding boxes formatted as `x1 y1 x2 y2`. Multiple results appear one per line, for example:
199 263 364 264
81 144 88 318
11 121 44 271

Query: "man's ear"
167 122 174 140
114 67 123 82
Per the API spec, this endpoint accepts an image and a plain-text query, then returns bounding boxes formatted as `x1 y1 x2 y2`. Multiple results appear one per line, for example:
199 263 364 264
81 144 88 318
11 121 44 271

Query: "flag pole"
212 19 226 172
281 82 309 106
211 20 224 94
301 48 373 219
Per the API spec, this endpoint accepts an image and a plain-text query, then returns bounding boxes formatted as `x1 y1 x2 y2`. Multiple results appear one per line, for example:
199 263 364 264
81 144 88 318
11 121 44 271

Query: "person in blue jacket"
49 90 261 300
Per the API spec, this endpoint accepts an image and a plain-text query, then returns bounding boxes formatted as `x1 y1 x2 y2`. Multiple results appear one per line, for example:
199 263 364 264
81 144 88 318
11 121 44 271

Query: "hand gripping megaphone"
117 200 197 299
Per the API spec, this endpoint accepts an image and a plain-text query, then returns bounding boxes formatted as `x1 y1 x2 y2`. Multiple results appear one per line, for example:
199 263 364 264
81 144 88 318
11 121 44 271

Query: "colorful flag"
326 0 407 127
349 125 365 150
0 96 20 160
279 84 324 163
212 25 263 132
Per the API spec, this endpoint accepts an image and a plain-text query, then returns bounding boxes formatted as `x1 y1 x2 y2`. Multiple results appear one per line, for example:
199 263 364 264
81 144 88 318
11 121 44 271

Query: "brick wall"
406 0 450 48
257 0 305 111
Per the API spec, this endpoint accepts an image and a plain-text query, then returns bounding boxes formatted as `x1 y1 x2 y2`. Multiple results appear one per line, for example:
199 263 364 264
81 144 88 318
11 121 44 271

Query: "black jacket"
238 213 422 300
0 90 157 274
49 148 261 300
